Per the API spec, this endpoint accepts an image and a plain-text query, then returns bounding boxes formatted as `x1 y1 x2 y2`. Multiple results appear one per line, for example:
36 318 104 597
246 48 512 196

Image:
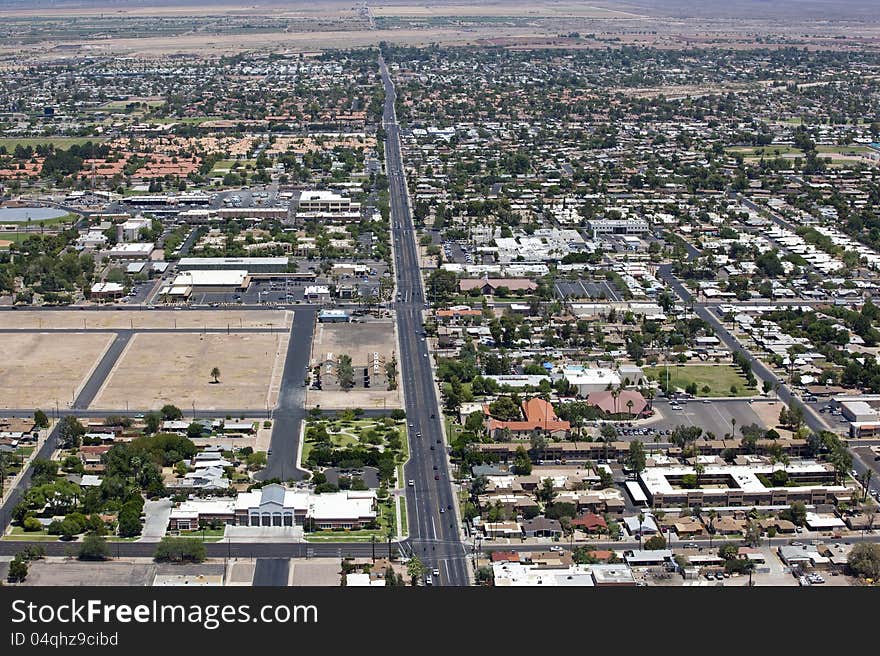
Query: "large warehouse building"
178 256 289 273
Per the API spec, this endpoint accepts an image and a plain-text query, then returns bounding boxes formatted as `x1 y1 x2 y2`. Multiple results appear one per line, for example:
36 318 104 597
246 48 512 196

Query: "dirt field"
0 310 290 330
22 560 157 586
0 332 114 409
307 320 401 410
91 332 288 411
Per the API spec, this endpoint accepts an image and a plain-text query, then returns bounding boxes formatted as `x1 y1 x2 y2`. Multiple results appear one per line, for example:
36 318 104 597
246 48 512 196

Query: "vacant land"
91 332 288 411
0 309 290 330
645 364 754 397
0 332 113 409
21 560 157 586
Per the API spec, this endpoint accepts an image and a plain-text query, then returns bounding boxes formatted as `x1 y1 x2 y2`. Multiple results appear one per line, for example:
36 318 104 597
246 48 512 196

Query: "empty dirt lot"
0 310 290 331
22 560 157 586
0 332 113 409
91 332 289 411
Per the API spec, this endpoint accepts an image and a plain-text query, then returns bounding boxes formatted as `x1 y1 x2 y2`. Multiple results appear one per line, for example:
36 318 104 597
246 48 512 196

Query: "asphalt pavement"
253 558 290 586
380 54 469 586
255 307 316 482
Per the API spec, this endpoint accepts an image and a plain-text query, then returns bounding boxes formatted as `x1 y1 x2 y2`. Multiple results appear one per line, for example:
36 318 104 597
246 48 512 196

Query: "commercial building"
296 190 361 222
563 366 621 396
217 207 290 221
638 462 852 509
89 282 125 300
167 484 377 530
587 218 650 236
177 256 289 273
106 242 155 259
159 270 249 299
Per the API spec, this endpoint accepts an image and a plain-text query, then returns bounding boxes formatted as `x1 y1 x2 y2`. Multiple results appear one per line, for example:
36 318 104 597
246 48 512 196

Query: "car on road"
434 474 440 480
424 575 432 586
267 449 272 456
408 480 414 487
433 465 438 470
439 507 445 513
432 568 440 578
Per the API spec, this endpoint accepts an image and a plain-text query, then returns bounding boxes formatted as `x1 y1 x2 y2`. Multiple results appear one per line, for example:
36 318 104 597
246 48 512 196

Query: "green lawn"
399 498 407 535
3 527 58 541
816 144 873 155
0 137 104 150
645 364 754 397
726 145 805 158
301 417 407 464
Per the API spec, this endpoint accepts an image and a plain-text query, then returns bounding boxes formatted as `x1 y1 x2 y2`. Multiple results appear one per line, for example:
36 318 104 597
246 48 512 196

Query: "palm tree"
210 366 221 384
626 398 634 420
731 417 737 438
637 512 645 547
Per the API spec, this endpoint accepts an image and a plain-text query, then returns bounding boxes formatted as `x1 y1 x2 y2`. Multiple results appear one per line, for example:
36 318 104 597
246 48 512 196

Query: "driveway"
140 499 172 541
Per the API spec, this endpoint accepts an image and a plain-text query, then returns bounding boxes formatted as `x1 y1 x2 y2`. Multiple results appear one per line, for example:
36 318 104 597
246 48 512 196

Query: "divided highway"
380 55 469 586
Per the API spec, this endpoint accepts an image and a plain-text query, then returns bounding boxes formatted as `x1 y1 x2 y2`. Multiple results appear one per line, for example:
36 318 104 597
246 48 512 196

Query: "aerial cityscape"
1 0 880 590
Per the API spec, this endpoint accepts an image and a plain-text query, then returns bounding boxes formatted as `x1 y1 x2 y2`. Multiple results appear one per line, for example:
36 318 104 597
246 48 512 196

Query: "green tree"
58 416 85 449
210 366 221 384
8 558 28 582
644 534 667 550
160 405 183 421
512 445 532 475
627 440 646 474
154 537 206 563
847 542 880 579
117 504 142 538
144 412 161 434
406 556 428 586
78 534 110 561
33 409 49 429
336 354 355 390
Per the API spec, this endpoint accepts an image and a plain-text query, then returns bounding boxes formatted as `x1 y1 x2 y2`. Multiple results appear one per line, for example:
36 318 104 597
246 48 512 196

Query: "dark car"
434 474 440 480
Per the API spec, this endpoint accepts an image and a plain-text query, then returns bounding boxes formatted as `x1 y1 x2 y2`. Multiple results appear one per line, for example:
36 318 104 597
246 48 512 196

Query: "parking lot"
646 398 769 438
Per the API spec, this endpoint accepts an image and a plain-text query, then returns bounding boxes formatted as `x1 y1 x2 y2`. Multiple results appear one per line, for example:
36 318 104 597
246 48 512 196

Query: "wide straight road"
380 55 469 586
256 307 316 482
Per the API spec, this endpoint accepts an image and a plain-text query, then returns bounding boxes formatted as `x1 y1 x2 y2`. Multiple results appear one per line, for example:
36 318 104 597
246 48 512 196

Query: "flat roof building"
178 257 289 273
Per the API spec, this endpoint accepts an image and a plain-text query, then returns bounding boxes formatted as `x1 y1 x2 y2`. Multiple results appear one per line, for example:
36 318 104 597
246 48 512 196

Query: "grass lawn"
0 137 104 150
816 144 873 155
301 430 358 463
399 498 407 536
301 417 407 464
645 364 754 397
4 527 58 541
727 145 805 158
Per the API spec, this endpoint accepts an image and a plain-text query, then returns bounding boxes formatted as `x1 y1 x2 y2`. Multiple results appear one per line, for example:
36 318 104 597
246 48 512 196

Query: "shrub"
154 537 207 564
22 517 43 532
